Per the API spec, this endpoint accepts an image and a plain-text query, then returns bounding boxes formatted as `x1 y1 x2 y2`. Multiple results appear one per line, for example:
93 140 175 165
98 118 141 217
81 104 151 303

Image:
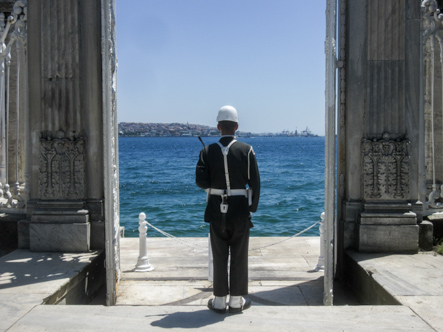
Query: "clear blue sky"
116 0 326 135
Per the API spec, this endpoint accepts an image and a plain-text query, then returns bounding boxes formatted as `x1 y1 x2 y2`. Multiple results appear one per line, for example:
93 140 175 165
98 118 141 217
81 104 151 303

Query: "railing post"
314 212 325 272
134 212 154 272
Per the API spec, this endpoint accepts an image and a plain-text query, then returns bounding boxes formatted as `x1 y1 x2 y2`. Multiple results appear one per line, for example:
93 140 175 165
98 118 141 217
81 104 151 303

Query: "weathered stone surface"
90 220 105 250
359 211 417 225
346 249 443 331
38 134 85 201
1 238 442 331
0 249 101 294
85 199 104 221
396 296 443 332
419 220 433 251
25 0 109 256
427 212 443 220
358 225 419 252
31 210 89 224
6 304 434 332
27 202 90 252
17 220 29 249
361 135 410 201
358 207 418 253
29 223 90 252
0 294 42 332
343 221 357 249
340 0 421 258
343 252 401 305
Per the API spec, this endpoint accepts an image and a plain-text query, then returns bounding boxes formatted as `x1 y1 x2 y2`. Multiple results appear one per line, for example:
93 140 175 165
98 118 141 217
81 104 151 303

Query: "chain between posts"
248 220 321 251
142 217 321 252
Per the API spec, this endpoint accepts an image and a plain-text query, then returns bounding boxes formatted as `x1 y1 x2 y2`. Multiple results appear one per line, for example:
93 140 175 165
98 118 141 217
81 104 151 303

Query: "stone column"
339 0 420 253
22 0 105 252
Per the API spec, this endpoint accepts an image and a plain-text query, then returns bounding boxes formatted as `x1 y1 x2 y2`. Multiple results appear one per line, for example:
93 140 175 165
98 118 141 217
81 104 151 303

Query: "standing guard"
196 105 260 313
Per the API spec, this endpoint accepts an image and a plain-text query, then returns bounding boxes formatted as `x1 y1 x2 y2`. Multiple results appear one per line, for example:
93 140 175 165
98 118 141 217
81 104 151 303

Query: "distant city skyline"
116 0 327 135
118 121 320 137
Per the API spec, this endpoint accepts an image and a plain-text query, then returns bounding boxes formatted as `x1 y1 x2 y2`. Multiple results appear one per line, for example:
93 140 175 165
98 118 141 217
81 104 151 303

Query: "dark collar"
219 136 236 146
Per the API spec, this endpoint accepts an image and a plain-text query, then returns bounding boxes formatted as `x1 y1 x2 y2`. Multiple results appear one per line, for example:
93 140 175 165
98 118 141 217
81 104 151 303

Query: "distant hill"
118 122 319 138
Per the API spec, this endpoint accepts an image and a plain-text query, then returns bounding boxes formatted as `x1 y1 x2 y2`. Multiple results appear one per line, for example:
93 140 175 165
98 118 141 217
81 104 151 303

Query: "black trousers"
210 217 250 297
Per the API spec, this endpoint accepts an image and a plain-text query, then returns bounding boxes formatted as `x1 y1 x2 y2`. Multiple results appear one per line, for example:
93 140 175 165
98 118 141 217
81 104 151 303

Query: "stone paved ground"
0 237 441 331
117 237 354 306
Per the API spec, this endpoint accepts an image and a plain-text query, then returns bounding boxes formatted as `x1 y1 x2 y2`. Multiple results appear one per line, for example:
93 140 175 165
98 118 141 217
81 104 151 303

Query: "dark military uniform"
196 135 260 297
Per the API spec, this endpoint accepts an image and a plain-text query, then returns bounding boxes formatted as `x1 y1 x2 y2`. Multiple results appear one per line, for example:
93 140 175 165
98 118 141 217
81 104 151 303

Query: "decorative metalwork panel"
362 133 410 200
39 132 85 199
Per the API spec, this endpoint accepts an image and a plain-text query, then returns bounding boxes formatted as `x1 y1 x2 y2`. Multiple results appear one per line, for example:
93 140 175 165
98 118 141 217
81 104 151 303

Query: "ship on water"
295 127 318 137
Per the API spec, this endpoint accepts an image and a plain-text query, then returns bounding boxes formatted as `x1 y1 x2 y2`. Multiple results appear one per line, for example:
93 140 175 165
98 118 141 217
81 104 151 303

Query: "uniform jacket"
196 136 260 223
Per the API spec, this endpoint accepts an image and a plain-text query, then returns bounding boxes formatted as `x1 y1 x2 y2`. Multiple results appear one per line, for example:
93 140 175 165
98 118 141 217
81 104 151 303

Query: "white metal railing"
0 1 27 211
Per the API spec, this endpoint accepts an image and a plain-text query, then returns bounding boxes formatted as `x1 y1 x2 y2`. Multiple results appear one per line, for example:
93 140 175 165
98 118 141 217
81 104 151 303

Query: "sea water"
119 136 325 237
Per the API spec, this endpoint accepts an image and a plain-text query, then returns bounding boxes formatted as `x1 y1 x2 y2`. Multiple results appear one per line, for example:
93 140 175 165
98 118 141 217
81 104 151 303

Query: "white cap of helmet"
216 105 238 123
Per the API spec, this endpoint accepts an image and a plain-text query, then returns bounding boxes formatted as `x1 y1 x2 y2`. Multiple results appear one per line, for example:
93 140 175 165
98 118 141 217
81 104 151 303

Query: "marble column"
21 0 105 252
339 0 420 253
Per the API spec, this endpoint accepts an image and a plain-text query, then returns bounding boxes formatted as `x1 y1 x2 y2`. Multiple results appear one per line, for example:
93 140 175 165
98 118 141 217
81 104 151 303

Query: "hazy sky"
116 0 326 135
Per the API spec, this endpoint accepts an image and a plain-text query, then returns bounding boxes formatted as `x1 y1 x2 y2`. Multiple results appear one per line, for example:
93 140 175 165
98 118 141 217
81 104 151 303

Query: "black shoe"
228 298 251 313
207 299 226 314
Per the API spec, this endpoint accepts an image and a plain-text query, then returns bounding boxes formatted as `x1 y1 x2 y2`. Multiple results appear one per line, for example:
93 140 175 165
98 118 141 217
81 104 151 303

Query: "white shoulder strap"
217 140 236 195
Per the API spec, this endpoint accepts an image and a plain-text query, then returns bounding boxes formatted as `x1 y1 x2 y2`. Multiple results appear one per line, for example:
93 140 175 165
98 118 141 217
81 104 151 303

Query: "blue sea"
119 136 325 238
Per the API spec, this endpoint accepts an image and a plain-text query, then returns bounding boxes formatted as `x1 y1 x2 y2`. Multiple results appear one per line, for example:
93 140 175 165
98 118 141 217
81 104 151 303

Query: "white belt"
206 188 253 206
206 188 248 197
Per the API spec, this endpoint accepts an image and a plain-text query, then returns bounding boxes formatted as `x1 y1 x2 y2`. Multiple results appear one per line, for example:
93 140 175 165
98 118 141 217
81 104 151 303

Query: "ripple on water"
119 136 325 237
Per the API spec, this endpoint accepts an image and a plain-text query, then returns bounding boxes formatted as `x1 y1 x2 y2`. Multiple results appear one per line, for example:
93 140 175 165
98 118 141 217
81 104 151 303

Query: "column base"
27 201 91 252
358 203 419 253
30 222 90 252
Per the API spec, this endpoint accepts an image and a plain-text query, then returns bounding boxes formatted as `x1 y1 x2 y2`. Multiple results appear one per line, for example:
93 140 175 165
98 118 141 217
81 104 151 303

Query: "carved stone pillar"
28 131 89 251
20 0 105 252
340 0 420 254
359 134 418 252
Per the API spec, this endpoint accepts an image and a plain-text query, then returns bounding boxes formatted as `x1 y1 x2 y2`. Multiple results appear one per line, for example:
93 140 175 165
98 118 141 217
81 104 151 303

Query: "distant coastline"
118 122 319 138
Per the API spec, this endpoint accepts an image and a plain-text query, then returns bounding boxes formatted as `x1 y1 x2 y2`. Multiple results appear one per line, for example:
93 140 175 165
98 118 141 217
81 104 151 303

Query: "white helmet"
216 105 238 123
